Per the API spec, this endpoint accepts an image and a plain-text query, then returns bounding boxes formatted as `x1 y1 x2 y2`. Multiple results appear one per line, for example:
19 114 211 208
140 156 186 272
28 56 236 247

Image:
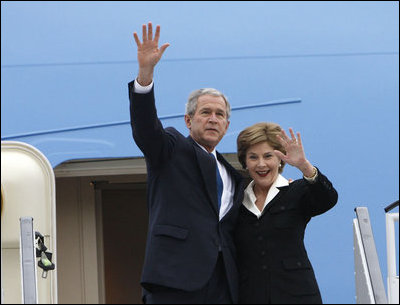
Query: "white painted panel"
1 141 57 304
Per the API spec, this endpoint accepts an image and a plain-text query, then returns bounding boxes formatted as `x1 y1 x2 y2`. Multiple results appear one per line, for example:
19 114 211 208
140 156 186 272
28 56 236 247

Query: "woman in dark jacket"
235 122 338 304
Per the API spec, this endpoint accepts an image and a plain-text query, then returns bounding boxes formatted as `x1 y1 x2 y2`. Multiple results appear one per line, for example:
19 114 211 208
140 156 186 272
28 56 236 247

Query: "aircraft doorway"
96 182 148 304
54 155 242 303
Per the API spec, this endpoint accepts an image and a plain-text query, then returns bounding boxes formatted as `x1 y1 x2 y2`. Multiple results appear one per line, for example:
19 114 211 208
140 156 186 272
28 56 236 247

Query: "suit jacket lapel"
216 151 244 207
264 185 289 213
189 137 219 214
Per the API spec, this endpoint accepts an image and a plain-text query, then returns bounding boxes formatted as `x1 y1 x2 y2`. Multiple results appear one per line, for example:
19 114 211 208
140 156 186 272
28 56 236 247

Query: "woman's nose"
257 159 266 167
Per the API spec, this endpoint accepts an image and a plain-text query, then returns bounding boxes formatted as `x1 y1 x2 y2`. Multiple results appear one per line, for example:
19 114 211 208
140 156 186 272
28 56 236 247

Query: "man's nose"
208 113 218 122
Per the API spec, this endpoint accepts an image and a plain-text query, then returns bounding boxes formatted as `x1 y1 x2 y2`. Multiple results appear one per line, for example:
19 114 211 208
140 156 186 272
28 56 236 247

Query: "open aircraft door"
1 141 57 303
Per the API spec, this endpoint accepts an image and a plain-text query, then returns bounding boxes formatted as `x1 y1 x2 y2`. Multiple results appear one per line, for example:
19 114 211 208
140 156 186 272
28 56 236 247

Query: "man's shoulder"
165 126 184 136
165 127 194 146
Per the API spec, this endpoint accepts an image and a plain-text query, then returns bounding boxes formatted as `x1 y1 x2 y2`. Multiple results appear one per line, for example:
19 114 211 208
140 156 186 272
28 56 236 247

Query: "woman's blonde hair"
237 122 286 173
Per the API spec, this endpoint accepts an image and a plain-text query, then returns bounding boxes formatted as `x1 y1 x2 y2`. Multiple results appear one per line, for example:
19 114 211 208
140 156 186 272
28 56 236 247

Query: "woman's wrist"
299 161 315 178
304 166 317 179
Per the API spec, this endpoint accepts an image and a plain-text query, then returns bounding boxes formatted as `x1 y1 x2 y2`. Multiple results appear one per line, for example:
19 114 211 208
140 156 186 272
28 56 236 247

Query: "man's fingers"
154 25 161 44
147 22 153 41
142 24 147 42
159 43 170 56
133 32 141 46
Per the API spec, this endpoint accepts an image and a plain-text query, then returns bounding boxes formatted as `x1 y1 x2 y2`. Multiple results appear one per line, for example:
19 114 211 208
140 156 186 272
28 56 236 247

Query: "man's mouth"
206 128 218 133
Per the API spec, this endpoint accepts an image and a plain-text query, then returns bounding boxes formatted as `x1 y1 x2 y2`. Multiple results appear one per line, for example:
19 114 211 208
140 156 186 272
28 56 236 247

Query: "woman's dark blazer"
235 169 338 304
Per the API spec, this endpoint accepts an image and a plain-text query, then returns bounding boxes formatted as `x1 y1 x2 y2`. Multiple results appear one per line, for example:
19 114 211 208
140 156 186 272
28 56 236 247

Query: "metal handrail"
384 200 399 213
385 207 399 304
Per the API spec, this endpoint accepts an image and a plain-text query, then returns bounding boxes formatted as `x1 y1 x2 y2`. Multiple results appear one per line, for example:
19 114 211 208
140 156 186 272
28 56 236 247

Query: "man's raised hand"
133 22 170 86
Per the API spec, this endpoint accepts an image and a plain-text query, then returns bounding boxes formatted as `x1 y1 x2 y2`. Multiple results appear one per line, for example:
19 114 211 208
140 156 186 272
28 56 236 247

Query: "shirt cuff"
134 79 154 94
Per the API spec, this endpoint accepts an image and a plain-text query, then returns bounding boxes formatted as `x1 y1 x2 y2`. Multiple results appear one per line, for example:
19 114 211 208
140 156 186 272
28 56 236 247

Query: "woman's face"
245 141 281 191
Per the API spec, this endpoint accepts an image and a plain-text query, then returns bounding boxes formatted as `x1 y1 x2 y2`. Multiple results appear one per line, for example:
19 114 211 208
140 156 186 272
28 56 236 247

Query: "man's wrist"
137 68 154 86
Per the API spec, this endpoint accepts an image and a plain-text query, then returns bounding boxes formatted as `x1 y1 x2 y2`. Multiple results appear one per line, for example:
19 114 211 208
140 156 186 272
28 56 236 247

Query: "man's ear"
184 114 191 129
223 120 230 134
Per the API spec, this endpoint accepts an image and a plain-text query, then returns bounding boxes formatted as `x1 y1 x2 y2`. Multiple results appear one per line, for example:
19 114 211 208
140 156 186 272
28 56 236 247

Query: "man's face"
185 95 230 152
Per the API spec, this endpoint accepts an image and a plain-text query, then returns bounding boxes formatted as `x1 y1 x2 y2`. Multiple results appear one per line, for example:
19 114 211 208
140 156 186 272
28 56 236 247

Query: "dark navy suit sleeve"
128 81 177 168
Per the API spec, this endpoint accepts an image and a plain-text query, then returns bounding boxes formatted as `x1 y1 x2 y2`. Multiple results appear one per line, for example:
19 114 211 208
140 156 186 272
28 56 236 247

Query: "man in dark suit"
129 22 244 304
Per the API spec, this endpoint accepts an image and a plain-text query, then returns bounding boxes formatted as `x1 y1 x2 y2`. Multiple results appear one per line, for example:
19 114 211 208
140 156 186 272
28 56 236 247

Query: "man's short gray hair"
185 88 231 119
